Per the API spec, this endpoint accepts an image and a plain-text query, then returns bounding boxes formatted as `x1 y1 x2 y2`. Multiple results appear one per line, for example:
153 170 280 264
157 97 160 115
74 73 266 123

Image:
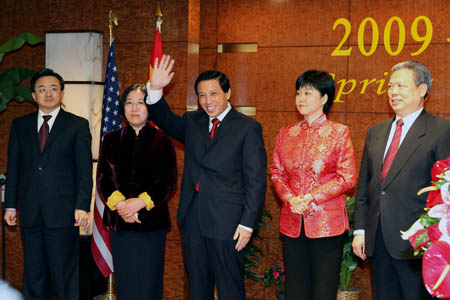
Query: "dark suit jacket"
354 110 450 259
5 109 93 228
149 98 267 240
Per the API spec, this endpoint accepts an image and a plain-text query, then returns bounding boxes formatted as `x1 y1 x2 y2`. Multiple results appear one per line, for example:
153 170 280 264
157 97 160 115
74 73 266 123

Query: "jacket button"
38 167 43 171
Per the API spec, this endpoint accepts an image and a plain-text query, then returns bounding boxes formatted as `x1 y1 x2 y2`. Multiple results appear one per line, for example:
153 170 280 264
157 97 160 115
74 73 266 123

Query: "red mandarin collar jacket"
271 115 357 238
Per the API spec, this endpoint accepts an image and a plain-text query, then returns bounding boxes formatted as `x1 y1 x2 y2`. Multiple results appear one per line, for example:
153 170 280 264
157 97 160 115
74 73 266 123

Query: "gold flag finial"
156 1 162 22
108 10 119 46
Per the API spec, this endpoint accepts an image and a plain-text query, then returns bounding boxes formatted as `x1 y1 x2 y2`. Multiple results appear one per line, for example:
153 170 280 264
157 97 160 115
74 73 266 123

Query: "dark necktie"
195 118 221 192
380 119 404 186
39 115 52 152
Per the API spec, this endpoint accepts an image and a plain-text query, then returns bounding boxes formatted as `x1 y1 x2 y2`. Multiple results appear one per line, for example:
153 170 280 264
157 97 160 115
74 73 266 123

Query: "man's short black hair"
194 70 230 95
31 68 65 92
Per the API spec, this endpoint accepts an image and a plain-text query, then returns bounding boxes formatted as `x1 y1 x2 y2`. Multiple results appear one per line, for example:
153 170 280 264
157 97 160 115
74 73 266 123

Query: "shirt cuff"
106 190 126 211
5 208 16 211
138 192 155 211
353 229 365 235
145 83 163 105
239 224 253 233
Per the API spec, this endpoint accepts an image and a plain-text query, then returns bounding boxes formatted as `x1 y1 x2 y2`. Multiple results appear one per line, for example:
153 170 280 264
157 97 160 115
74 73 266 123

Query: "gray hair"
391 61 431 99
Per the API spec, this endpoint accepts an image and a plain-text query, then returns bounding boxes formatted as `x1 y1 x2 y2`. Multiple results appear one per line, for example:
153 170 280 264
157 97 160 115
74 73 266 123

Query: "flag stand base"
93 274 116 300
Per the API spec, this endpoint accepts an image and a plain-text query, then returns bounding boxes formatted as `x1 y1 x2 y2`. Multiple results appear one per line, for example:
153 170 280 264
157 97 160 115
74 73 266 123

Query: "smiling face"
295 85 327 122
32 76 64 114
197 79 230 117
124 90 148 130
388 68 427 118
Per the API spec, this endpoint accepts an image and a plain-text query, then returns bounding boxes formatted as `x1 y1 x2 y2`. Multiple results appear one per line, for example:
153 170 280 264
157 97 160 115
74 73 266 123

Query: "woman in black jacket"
97 84 177 300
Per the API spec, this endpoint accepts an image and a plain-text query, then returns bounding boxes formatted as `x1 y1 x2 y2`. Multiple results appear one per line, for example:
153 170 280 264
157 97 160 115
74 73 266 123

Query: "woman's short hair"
120 84 150 120
295 70 335 115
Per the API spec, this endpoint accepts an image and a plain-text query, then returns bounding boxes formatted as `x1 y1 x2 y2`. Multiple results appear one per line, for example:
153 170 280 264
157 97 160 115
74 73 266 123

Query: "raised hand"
150 54 175 90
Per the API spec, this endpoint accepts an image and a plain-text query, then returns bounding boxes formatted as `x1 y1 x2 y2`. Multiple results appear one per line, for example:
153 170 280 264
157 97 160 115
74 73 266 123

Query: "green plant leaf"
0 66 35 85
0 32 43 63
12 85 33 102
0 94 9 112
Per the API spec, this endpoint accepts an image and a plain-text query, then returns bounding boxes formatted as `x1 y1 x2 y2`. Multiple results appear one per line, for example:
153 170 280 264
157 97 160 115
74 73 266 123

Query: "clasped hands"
289 193 314 214
115 198 146 224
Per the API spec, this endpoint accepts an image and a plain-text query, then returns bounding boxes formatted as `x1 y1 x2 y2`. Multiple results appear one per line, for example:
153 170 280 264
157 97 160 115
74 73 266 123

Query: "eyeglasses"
36 87 60 94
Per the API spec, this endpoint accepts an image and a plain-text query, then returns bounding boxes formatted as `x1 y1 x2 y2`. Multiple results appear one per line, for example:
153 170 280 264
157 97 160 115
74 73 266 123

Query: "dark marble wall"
1 0 450 299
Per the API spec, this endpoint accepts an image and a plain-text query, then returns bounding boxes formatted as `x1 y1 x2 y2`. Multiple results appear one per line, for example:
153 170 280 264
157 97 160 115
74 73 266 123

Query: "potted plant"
258 260 285 300
244 208 272 280
0 32 43 111
338 195 361 299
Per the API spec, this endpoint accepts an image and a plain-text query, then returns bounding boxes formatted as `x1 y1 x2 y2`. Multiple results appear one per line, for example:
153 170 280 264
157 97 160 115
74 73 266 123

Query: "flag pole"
108 10 118 46
156 0 162 23
96 11 118 300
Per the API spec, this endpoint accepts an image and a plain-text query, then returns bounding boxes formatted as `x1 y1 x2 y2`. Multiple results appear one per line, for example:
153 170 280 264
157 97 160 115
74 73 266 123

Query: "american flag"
91 40 121 277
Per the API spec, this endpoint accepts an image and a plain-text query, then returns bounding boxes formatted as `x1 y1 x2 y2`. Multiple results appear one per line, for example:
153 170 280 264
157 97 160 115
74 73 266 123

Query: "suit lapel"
383 111 427 187
29 112 41 155
373 119 393 185
206 108 238 150
195 113 210 152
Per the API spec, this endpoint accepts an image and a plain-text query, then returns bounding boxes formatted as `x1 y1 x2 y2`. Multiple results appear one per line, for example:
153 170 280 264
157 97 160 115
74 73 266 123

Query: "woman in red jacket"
271 70 357 300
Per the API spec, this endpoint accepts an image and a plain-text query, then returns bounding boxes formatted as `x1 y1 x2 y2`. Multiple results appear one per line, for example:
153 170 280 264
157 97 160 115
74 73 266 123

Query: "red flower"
427 190 443 208
423 241 450 298
427 224 443 242
273 272 280 279
431 159 450 182
408 229 429 250
279 261 285 273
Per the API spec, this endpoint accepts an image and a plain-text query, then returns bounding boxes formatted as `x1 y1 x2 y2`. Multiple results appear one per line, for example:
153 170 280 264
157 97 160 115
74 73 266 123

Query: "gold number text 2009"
331 16 433 57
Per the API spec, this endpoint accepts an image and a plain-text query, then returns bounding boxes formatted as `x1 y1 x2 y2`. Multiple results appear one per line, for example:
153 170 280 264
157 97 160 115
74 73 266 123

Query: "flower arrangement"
244 209 272 280
401 155 450 298
258 261 285 294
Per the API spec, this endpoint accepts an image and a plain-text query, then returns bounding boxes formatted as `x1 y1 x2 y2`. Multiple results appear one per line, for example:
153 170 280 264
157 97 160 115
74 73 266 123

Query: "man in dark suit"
352 61 450 300
145 55 267 299
4 68 92 300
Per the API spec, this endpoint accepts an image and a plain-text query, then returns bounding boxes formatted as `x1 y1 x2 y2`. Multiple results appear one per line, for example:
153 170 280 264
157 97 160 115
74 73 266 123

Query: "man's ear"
226 88 231 100
419 83 427 98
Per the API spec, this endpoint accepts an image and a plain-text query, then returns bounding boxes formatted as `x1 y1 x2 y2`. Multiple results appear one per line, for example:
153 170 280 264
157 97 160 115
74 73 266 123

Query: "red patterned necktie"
195 118 221 192
39 115 52 152
380 119 404 186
